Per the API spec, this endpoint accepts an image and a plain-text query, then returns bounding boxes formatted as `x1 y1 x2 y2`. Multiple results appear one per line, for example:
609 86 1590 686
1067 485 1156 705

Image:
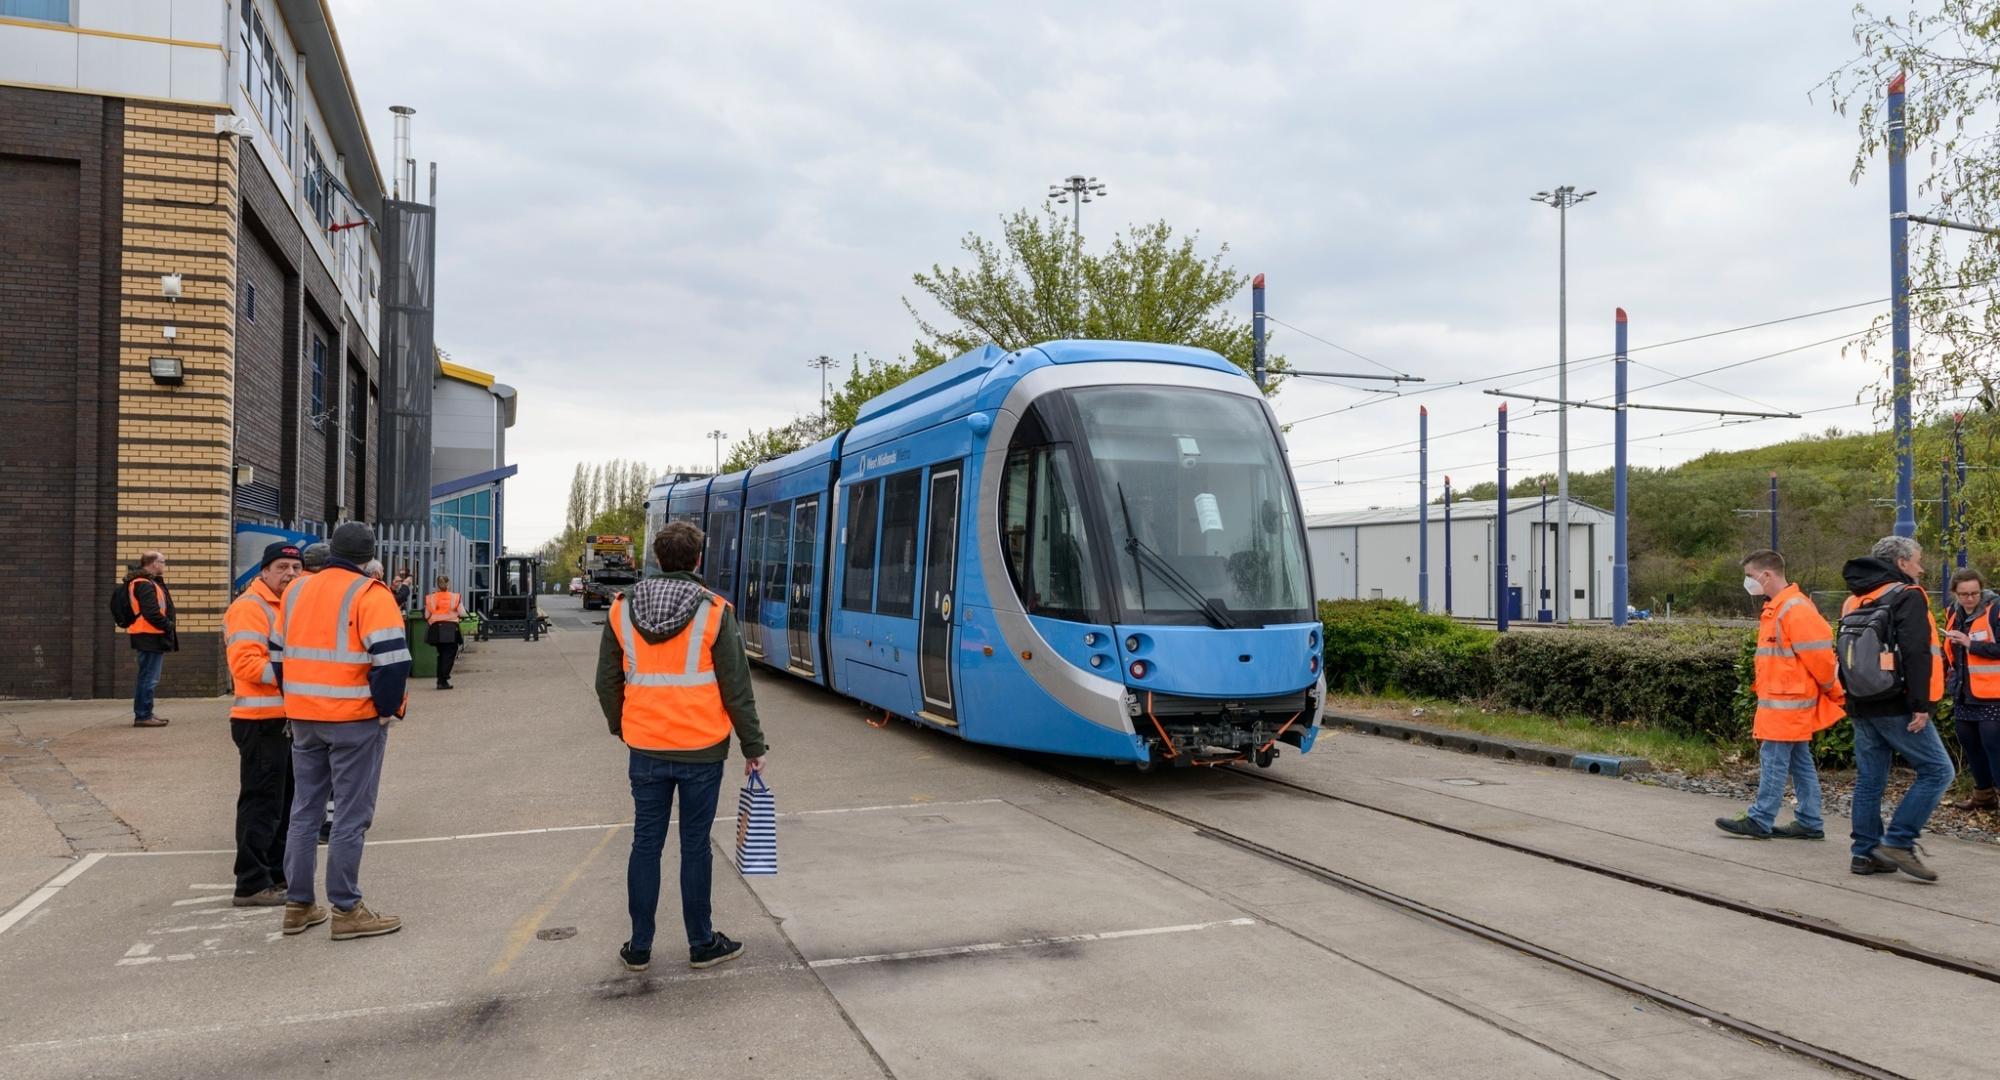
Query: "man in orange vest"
276 522 410 940
425 576 467 690
1717 550 1842 840
596 521 767 973
122 551 177 727
225 542 303 906
1840 535 1955 881
1943 568 2000 812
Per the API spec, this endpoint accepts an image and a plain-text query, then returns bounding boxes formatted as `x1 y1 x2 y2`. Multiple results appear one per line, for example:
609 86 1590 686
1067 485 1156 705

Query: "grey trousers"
284 719 389 910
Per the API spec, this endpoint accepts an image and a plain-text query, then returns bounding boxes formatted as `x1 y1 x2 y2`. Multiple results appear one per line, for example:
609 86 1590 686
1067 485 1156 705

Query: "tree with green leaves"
1821 3 2000 554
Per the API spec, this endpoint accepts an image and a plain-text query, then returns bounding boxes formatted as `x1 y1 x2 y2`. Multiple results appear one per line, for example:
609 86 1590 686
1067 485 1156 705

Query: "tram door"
742 510 767 658
919 464 961 722
787 497 819 676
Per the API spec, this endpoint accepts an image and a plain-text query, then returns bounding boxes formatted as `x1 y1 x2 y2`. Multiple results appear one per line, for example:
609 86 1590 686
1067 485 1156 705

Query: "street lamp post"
707 429 727 474
1048 175 1107 235
1531 184 1596 622
809 355 839 429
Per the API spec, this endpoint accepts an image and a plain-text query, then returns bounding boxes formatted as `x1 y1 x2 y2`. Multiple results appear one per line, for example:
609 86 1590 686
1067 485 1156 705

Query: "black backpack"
109 578 138 629
1836 584 1907 703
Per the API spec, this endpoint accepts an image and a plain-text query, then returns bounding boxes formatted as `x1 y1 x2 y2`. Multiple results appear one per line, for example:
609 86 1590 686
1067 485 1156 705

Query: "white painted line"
787 797 1006 818
46 854 107 888
114 956 162 967
122 943 154 958
0 853 108 938
171 895 231 907
809 917 1260 969
188 883 235 891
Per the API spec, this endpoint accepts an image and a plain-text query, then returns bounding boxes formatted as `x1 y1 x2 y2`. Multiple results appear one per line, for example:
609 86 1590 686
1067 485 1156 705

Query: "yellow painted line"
487 825 623 978
0 16 225 51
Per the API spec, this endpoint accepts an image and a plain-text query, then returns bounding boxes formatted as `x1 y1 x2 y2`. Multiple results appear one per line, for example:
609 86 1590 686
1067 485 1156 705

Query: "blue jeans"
284 720 389 910
1748 739 1822 832
133 650 164 720
626 753 723 953
1850 714 1956 857
1954 701 2000 791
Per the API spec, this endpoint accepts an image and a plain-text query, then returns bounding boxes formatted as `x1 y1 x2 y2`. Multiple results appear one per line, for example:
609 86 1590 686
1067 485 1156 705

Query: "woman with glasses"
1943 569 2000 811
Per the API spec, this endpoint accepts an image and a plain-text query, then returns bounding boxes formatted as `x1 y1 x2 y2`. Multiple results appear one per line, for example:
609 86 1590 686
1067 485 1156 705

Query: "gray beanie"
301 542 331 571
329 521 376 564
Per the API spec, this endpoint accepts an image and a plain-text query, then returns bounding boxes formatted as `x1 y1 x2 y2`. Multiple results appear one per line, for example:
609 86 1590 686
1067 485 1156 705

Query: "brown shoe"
1868 844 1939 882
330 901 402 940
132 716 168 728
283 901 330 935
1953 787 1998 811
233 886 286 907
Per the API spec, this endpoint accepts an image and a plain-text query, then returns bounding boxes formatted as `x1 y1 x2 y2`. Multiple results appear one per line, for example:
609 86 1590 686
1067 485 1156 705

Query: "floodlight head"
1580 190 1597 197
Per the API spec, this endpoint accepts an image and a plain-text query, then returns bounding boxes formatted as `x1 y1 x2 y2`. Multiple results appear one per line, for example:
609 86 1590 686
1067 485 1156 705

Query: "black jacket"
124 573 178 653
1841 556 1936 717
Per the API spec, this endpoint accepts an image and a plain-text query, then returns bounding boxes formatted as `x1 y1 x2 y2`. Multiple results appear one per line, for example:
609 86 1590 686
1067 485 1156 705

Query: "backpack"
1836 584 1907 703
109 578 138 629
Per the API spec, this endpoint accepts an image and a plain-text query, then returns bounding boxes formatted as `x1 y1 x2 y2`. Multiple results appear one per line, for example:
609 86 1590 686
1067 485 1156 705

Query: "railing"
290 520 476 614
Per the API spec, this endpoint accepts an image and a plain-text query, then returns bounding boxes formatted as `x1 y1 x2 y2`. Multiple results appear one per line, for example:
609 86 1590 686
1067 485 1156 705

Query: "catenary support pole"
1557 200 1570 622
1955 415 1968 569
1444 477 1454 615
1419 406 1430 612
1890 72 1915 538
1769 471 1779 552
1497 405 1510 633
1539 480 1550 621
1942 461 1953 598
1613 308 1629 627
1252 274 1267 391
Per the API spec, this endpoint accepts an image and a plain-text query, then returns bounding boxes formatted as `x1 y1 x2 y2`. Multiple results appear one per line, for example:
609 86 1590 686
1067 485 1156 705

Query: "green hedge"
1318 600 1496 699
1490 626 1750 742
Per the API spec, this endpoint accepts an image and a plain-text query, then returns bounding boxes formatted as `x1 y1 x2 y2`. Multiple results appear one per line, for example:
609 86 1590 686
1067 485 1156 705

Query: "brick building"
0 1 386 700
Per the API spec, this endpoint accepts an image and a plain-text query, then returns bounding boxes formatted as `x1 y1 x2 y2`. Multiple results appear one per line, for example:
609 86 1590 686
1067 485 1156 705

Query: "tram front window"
1072 386 1311 627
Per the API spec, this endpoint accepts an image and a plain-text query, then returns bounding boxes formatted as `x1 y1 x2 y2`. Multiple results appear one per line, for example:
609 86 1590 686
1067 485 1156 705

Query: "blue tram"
642 340 1324 766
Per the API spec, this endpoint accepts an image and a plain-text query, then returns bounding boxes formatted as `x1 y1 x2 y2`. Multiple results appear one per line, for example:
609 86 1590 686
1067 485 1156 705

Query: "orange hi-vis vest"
225 577 286 720
127 576 171 636
611 592 731 752
1842 582 1947 703
1751 584 1843 740
276 566 409 722
1947 599 2000 701
426 590 461 624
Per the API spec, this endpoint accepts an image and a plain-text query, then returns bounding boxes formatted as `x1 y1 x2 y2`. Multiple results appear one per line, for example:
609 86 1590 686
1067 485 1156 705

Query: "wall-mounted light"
160 273 182 299
148 357 184 385
232 464 256 487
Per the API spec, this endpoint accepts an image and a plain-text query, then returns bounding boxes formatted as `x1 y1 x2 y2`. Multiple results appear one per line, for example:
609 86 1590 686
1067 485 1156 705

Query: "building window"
309 334 326 420
875 471 921 616
304 132 334 233
1 1 72 23
347 367 364 449
241 3 294 169
243 282 256 323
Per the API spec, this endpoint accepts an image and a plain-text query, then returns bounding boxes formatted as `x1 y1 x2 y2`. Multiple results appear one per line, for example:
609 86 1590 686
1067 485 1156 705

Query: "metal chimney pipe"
390 105 416 202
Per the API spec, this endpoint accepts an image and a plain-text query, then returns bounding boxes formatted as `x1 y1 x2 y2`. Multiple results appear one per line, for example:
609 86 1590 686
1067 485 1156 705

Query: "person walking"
224 543 303 906
122 551 177 727
425 576 467 690
1943 568 2000 812
1840 536 1955 881
1717 550 1843 840
597 521 767 973
276 522 411 940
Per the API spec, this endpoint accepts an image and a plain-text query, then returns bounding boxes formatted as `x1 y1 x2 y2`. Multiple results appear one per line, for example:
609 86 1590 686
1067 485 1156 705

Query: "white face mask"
1742 575 1762 596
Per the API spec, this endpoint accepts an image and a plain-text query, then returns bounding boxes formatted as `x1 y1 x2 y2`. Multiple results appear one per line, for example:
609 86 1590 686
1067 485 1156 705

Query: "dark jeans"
1850 714 1955 857
435 643 458 684
133 650 164 720
626 753 723 953
285 720 389 910
1955 701 2000 791
231 720 293 895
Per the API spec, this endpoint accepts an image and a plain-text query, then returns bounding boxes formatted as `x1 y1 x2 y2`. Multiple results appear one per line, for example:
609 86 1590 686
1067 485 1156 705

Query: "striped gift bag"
733 771 777 876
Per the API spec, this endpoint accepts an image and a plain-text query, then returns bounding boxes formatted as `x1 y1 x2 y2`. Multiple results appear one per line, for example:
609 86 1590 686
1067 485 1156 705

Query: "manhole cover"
536 926 577 942
1439 778 1486 787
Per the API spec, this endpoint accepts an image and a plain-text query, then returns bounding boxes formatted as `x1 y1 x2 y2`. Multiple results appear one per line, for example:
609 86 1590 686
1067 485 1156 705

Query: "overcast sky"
333 0 1917 548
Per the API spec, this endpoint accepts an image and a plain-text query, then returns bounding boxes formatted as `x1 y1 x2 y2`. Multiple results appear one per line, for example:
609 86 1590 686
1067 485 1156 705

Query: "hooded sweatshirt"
595 570 766 762
1840 556 1939 719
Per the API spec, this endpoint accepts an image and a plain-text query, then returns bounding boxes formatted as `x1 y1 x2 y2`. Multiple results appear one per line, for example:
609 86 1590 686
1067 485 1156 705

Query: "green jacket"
595 571 767 762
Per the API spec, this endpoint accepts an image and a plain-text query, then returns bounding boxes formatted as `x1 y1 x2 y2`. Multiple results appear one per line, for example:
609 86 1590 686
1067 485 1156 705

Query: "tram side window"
841 480 881 612
763 504 791 601
704 511 739 583
875 471 922 616
1000 445 1100 619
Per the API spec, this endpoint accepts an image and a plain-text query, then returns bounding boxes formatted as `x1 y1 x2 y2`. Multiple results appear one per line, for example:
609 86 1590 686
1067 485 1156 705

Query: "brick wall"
233 218 287 498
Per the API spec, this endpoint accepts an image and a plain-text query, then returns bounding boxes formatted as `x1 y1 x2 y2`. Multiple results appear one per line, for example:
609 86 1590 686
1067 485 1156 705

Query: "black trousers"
436 642 459 684
231 720 293 895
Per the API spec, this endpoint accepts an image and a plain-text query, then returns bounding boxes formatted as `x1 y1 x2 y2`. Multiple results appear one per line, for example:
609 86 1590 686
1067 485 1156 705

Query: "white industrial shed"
1306 497 1617 621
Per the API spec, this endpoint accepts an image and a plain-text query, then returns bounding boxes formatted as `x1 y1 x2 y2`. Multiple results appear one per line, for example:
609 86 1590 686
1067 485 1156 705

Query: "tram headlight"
1309 655 1321 675
1125 635 1140 653
1129 660 1149 679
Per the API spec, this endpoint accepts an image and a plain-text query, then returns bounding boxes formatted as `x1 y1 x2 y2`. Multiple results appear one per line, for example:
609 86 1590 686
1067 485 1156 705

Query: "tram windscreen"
1072 386 1311 626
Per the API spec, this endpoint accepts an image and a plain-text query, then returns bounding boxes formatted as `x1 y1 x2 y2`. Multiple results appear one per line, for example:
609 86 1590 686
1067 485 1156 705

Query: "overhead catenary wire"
1262 314 1410 378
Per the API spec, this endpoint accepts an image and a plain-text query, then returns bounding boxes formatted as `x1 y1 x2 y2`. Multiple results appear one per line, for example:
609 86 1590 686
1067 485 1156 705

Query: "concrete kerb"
1320 712 1651 777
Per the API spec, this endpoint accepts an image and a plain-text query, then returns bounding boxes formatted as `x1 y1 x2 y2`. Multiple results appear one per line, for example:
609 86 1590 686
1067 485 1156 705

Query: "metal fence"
291 520 475 614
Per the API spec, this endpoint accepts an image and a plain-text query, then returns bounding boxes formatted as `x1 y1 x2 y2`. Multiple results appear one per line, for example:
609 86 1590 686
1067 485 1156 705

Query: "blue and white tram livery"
640 340 1324 766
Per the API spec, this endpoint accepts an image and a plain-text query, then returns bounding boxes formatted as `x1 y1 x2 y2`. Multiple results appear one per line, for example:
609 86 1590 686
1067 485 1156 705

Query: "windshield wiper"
1116 484 1235 629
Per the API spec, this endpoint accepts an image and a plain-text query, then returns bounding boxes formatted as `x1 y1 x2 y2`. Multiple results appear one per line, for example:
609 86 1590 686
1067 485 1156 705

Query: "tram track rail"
1039 763 1924 1080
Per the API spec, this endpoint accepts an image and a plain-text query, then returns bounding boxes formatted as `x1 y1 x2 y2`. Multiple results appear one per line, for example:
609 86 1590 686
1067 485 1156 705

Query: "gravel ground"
1627 762 2000 846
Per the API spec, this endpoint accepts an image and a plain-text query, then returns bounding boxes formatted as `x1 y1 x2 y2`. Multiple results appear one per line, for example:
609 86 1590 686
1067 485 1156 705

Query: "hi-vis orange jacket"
1842 582 1947 703
426 591 462 624
1752 583 1844 740
225 577 287 720
1945 597 2000 702
275 565 411 722
609 592 730 751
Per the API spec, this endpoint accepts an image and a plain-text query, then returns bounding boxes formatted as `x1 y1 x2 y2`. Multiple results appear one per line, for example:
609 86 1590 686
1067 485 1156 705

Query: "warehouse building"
1306 498 1617 621
429 353 519 613
0 0 385 699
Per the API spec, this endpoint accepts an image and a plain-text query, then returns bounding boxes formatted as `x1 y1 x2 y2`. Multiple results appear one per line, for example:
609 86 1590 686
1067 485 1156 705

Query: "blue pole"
1419 406 1430 612
1890 73 1915 538
1497 405 1510 633
1769 471 1779 552
1942 460 1952 598
1252 273 1267 391
1613 308 1629 626
1444 477 1454 615
1955 415 1968 569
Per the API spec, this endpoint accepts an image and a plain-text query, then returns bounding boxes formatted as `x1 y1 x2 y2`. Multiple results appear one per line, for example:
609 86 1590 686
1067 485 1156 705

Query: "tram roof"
852 340 1246 426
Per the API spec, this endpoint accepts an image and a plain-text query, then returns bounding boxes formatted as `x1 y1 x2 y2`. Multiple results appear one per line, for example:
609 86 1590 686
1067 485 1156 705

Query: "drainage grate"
535 926 577 942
